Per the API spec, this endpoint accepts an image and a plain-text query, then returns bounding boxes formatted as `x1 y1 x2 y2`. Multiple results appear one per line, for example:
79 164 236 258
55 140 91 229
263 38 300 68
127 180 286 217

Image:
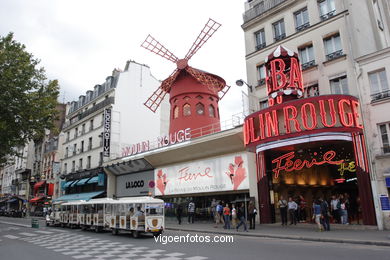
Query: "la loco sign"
244 95 363 147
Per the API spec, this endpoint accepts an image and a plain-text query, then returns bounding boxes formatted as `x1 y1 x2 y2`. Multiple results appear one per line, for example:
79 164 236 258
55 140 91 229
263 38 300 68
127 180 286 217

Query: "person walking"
278 196 288 226
312 199 323 232
214 202 224 228
248 201 255 229
236 203 248 232
176 204 183 225
188 201 195 224
288 197 298 225
330 195 340 223
320 198 330 231
231 204 237 228
223 204 231 229
339 199 349 225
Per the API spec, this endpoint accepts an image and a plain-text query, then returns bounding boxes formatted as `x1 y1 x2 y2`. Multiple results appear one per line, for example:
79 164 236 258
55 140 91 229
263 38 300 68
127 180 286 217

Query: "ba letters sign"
154 153 250 196
116 170 154 197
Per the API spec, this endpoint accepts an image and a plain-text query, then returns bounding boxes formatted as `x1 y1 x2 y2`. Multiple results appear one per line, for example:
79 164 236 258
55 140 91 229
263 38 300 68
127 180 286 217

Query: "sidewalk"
165 220 390 246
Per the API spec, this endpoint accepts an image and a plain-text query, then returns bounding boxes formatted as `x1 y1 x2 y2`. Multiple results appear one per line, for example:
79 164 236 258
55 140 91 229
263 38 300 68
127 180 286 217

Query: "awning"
76 178 91 186
34 181 46 190
70 180 80 187
7 198 17 203
63 181 75 188
29 196 45 203
86 176 99 184
52 191 105 202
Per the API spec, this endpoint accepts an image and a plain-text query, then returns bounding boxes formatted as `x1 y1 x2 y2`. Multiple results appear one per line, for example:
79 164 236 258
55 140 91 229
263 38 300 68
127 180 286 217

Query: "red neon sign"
271 150 344 178
243 95 364 147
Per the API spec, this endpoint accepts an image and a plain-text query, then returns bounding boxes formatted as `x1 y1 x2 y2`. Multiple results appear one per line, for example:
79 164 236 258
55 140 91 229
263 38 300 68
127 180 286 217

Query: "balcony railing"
274 33 286 42
383 146 390 154
301 60 316 70
371 89 390 102
255 42 266 51
296 22 310 32
320 10 336 21
326 50 343 61
257 78 266 86
243 0 287 23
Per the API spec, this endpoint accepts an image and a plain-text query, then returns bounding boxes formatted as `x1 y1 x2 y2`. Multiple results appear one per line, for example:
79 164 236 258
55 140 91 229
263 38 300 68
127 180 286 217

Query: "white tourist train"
46 196 164 238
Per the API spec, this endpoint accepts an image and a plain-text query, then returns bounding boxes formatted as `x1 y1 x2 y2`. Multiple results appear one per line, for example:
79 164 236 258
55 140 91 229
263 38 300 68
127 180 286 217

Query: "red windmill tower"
141 18 231 137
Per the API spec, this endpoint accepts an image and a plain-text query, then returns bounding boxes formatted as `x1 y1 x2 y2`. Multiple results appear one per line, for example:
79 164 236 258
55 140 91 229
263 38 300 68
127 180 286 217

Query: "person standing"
339 199 349 225
231 204 237 228
176 204 183 225
312 199 323 231
214 202 224 228
330 195 340 223
288 197 298 225
188 201 195 224
248 201 255 230
299 195 307 222
43 207 47 217
223 204 231 229
278 196 288 226
236 203 248 232
320 198 330 231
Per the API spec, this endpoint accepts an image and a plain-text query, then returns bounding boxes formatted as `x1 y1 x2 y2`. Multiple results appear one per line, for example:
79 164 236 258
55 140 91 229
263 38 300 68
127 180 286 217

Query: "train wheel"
112 228 118 235
132 231 139 238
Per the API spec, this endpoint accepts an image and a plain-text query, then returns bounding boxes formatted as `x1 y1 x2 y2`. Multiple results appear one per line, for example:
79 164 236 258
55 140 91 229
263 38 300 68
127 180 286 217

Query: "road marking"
34 230 54 234
3 235 19 239
19 232 37 237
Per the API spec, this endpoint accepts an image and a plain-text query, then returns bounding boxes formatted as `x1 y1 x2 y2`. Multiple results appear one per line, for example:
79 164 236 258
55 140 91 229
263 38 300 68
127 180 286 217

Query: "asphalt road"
0 222 389 260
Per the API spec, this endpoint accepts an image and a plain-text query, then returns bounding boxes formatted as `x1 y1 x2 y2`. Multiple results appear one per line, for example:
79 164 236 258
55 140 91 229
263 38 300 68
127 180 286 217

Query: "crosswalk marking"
3 235 19 239
34 230 54 234
19 232 37 237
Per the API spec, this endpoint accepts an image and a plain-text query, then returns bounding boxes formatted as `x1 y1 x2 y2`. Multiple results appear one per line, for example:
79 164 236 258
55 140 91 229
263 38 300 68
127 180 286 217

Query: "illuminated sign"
121 128 191 157
271 150 344 178
103 108 111 157
244 95 363 147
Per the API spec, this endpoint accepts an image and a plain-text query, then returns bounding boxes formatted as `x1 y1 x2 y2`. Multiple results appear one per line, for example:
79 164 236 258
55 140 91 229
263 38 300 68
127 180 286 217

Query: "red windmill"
141 18 231 137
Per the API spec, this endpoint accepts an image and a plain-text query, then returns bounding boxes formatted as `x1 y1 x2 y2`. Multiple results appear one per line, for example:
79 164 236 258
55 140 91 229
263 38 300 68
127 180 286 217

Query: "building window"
196 103 205 115
259 100 269 110
273 19 286 41
99 152 103 166
87 156 91 169
369 69 389 101
298 45 315 69
73 143 77 155
256 64 266 86
71 161 75 172
209 105 215 118
63 163 67 174
74 127 78 138
183 104 191 116
196 95 203 100
173 106 179 119
66 132 70 142
82 124 85 134
324 34 343 61
319 0 336 20
65 147 68 158
79 158 83 170
379 123 390 154
330 75 348 94
373 0 385 30
255 29 266 50
295 8 309 31
90 119 94 131
304 84 320 97
81 140 84 153
88 137 93 150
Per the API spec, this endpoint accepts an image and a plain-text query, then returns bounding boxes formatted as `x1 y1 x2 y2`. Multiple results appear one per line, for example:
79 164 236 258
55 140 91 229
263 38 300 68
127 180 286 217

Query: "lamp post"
235 79 253 92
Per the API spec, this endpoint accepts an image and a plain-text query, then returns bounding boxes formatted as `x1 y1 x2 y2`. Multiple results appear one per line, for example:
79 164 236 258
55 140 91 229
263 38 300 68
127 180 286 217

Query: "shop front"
154 152 251 221
244 46 376 225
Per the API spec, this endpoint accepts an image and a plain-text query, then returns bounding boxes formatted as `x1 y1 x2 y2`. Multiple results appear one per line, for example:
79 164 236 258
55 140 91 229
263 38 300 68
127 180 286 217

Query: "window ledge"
302 64 318 72
322 54 347 66
375 153 390 159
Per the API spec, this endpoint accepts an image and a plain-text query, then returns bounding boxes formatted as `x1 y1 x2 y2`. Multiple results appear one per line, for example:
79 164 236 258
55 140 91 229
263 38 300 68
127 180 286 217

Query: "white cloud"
0 0 248 121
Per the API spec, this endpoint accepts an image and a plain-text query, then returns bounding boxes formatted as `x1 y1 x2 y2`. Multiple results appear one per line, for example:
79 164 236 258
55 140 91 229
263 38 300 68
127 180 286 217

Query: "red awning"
29 196 45 203
34 181 46 190
47 183 54 196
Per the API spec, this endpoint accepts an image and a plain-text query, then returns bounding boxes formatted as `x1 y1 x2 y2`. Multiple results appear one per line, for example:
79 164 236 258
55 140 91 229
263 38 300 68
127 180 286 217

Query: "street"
0 221 389 260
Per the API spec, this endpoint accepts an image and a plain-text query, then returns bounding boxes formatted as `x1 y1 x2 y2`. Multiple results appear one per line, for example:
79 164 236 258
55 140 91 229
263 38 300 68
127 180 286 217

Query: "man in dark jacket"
176 204 183 224
236 203 248 232
320 198 330 231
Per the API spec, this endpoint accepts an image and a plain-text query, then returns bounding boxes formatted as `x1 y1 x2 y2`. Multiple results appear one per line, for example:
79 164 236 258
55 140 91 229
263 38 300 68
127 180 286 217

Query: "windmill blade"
184 18 221 61
186 66 224 95
218 84 231 100
141 34 179 63
144 87 168 113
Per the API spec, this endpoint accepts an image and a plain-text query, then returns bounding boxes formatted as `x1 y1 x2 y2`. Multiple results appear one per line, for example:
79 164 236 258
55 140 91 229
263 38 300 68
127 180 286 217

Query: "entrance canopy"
30 196 45 203
52 191 104 202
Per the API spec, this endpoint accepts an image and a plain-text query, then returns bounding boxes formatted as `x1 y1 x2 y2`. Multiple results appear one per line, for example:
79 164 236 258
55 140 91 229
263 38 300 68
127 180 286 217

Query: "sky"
0 0 248 122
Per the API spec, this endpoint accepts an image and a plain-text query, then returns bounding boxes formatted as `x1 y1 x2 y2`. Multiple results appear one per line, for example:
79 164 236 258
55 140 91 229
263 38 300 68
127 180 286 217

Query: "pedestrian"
188 201 195 224
278 196 288 226
214 202 224 227
211 198 217 221
339 199 349 225
231 204 237 228
298 195 307 222
236 203 248 232
248 201 255 229
288 197 298 225
223 204 231 229
43 207 47 217
176 204 183 225
312 199 323 232
320 197 330 231
330 195 340 223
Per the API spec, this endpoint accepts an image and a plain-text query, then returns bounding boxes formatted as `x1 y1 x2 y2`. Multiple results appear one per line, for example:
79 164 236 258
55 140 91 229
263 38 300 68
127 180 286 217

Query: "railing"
274 33 286 42
257 78 266 86
296 22 310 32
256 42 266 51
371 89 390 102
326 50 343 61
243 0 287 23
383 146 390 154
301 60 316 70
320 10 336 21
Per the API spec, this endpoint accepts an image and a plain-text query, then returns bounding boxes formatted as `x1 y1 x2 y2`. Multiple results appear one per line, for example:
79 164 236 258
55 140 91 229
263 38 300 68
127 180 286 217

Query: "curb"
0 220 44 228
166 227 390 247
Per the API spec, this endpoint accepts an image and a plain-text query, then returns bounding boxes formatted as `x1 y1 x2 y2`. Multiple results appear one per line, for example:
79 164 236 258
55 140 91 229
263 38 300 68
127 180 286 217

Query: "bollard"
31 218 39 228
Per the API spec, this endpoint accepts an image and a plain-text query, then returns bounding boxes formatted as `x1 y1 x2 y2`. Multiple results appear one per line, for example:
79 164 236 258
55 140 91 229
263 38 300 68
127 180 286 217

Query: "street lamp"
236 79 253 92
